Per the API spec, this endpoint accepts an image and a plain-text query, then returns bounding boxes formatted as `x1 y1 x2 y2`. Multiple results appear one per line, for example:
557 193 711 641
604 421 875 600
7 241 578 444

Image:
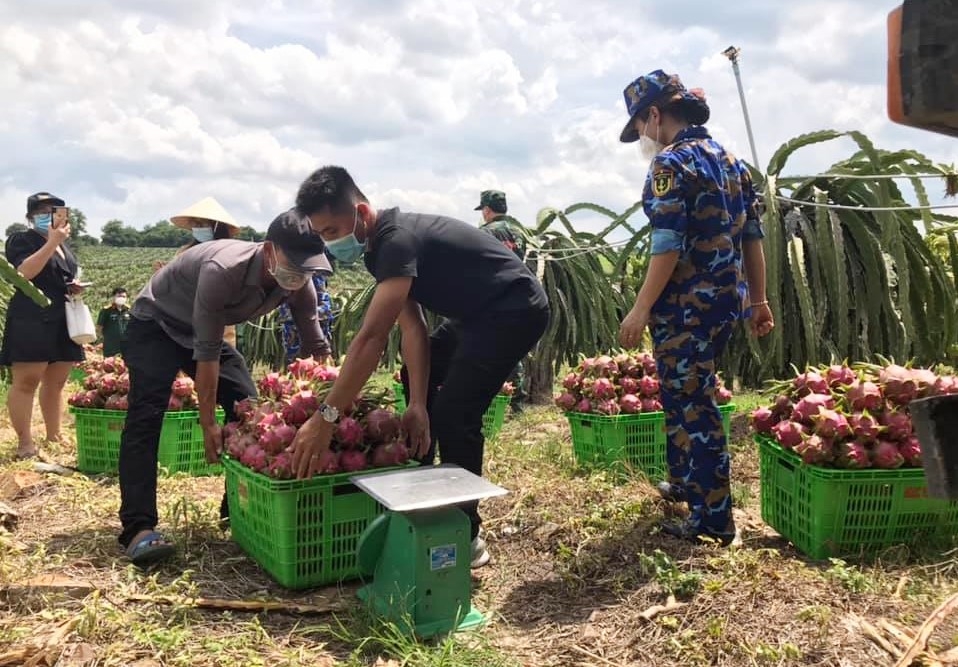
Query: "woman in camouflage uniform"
617 70 774 545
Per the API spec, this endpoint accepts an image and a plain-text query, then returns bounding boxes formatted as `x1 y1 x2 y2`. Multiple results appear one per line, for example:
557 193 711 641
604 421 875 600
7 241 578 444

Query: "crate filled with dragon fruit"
751 362 958 559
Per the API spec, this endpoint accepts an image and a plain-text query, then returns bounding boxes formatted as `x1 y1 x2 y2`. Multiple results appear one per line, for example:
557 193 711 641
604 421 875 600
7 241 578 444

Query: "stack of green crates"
566 403 735 480
223 457 415 588
71 407 225 476
758 435 958 559
391 384 512 439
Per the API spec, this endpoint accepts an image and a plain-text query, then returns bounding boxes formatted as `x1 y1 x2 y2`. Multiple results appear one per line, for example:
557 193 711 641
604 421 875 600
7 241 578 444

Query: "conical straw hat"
170 197 239 230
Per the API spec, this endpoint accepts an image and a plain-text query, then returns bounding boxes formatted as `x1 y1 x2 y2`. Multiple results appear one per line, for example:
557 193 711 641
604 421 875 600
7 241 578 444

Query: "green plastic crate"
392 386 512 439
758 435 958 559
223 456 414 589
566 403 735 479
71 407 225 476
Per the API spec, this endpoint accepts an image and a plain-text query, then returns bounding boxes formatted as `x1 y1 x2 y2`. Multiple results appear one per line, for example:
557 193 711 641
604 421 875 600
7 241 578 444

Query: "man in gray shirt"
118 209 333 566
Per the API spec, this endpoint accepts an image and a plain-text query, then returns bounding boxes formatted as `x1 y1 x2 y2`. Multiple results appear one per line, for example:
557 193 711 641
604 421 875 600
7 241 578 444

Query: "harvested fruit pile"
554 351 733 415
751 362 958 468
67 356 199 410
226 358 409 480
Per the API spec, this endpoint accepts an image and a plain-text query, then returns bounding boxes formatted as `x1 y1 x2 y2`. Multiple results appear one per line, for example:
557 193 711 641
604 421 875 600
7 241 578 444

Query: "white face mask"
639 116 664 162
114 296 127 307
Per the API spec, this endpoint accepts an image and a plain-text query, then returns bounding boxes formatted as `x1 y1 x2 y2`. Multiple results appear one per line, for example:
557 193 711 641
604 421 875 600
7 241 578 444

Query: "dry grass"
1 388 957 666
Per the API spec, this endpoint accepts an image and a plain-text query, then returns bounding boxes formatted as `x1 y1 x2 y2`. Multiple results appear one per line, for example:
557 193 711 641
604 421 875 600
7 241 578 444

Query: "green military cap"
474 190 507 211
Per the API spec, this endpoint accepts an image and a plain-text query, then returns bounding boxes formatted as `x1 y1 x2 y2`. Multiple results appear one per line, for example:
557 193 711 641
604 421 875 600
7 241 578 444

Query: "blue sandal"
125 531 175 566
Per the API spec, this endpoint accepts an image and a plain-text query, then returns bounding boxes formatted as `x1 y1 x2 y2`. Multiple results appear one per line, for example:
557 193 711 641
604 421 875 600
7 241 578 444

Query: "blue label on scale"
429 544 457 571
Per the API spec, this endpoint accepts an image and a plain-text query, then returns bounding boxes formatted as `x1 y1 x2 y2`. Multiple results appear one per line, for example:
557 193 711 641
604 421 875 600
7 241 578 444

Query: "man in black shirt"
289 166 549 568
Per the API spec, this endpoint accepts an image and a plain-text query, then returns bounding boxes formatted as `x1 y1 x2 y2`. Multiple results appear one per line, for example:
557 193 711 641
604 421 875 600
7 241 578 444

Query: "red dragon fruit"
716 386 733 405
258 372 288 399
641 398 662 413
310 365 340 383
288 357 320 379
811 408 852 440
281 390 319 426
750 407 778 435
370 440 410 468
639 353 657 377
259 423 297 454
334 417 364 449
638 375 660 397
575 398 592 414
872 439 905 469
554 392 577 411
316 448 341 474
167 396 184 411
898 436 922 467
99 373 118 396
846 380 883 412
772 420 806 450
792 394 835 424
365 408 401 443
879 364 918 406
594 355 618 378
267 452 294 479
240 444 268 472
933 375 958 396
254 411 285 437
562 373 579 391
771 394 793 418
233 398 255 424
619 394 641 414
834 440 871 469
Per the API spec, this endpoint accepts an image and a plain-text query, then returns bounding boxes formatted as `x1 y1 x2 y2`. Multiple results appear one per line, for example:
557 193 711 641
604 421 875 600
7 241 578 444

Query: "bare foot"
46 433 63 444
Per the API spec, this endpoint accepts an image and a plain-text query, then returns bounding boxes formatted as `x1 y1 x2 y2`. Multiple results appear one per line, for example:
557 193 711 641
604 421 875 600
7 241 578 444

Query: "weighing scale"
351 465 508 638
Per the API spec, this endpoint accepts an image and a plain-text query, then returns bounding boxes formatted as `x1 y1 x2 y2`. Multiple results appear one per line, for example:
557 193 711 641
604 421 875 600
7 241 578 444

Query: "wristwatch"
318 403 340 424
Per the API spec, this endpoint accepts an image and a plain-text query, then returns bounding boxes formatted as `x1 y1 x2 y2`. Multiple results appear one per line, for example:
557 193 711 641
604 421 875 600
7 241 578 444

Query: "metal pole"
722 46 761 169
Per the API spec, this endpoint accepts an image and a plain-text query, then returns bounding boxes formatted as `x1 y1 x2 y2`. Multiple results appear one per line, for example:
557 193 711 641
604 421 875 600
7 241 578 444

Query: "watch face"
322 404 339 422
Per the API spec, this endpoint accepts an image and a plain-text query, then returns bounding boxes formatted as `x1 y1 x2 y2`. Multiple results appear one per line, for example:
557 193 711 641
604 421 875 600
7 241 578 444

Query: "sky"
1 0 956 237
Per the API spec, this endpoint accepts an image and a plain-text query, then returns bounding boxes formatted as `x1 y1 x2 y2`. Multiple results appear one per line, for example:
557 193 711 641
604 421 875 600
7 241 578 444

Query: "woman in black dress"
1 192 85 458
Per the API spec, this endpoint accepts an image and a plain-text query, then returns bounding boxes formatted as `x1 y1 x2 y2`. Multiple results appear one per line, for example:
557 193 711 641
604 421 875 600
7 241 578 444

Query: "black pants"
401 305 549 539
117 318 257 548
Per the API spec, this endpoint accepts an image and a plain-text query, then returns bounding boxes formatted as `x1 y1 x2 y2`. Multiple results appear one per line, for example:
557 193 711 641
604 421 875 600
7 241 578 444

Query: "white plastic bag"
65 295 96 345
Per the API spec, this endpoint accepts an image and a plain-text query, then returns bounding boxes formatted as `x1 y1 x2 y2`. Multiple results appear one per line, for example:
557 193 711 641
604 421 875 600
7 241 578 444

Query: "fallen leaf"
58 643 97 666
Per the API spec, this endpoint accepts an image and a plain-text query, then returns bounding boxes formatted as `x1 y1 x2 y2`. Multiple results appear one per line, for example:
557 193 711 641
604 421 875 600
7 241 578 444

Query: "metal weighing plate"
351 464 508 512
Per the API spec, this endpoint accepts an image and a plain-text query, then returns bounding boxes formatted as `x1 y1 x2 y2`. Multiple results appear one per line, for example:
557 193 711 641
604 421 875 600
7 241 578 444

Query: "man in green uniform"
474 190 528 413
97 287 131 357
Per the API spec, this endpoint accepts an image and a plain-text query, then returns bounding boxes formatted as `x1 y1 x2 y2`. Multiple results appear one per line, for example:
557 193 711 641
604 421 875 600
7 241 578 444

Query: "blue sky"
1 0 955 236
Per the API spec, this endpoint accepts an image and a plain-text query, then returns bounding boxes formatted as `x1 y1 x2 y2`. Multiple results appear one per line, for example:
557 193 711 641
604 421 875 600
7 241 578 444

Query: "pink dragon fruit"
254 411 285 438
794 371 829 397
716 386 733 405
575 398 592 414
933 375 958 396
316 448 340 474
879 364 918 406
267 452 294 479
772 420 806 450
116 373 130 394
334 417 364 449
834 440 871 469
370 440 410 468
172 376 194 398
619 394 642 414
847 411 882 441
287 357 320 379
750 407 778 435
99 373 118 396
233 398 255 424
562 373 580 391
167 396 184 411
614 353 638 377
641 398 662 413
619 377 640 395
364 408 401 443
554 392 577 411
310 365 340 383
596 399 621 416
898 436 922 467
794 434 833 465
638 375 660 398
258 372 288 399
771 394 793 418
811 408 852 440
879 410 913 442
845 380 883 412
339 448 369 472
240 444 268 472
825 364 856 388
592 378 617 401
594 355 618 378
792 394 835 424
872 439 905 469
639 353 657 377
281 390 319 426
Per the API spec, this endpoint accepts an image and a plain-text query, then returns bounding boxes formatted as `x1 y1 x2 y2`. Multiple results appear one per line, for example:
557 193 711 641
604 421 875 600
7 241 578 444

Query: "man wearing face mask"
97 287 131 357
616 69 773 546
117 209 332 566
289 166 550 568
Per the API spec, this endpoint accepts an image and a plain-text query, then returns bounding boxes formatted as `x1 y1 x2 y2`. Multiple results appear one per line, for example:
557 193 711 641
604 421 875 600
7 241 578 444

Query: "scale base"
357 584 488 638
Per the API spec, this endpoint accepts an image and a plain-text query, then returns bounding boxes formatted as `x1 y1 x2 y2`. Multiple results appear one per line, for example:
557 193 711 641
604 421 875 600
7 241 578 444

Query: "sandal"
15 443 39 460
125 530 175 567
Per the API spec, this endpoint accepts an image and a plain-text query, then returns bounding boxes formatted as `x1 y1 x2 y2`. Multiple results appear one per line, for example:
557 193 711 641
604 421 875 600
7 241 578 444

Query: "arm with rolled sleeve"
192 261 230 430
286 279 332 359
636 155 690 311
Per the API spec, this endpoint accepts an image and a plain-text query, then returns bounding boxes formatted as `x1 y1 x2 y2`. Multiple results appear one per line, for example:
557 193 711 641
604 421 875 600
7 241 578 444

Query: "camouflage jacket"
644 125 764 330
480 215 526 260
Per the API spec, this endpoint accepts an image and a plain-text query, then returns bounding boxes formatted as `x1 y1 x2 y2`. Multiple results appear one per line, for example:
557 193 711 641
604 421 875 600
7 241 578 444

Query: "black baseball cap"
26 192 65 215
265 209 333 273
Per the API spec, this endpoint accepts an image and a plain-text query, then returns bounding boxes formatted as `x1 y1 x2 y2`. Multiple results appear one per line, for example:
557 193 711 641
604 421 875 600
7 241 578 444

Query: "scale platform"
351 463 508 511
351 465 508 638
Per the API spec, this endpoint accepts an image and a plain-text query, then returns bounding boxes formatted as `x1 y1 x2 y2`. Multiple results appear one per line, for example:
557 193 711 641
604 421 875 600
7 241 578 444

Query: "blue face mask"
324 210 366 264
33 213 52 234
192 227 215 243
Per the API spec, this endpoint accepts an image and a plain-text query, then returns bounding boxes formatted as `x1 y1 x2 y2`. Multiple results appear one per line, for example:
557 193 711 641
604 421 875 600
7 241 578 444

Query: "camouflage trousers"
652 320 735 539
